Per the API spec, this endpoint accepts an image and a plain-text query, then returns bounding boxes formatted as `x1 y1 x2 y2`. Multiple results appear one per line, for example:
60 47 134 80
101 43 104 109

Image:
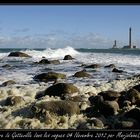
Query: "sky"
0 5 140 48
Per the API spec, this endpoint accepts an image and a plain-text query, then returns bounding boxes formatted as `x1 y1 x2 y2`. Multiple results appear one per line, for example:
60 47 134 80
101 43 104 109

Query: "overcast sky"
0 5 140 48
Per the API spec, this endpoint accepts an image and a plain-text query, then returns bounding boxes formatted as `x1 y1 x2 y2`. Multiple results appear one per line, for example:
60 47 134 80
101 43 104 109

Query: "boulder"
132 84 140 92
5 96 25 106
44 83 79 98
63 55 74 60
2 80 16 86
114 118 140 129
88 95 104 106
123 108 140 122
38 59 60 64
104 64 115 68
31 100 80 116
8 52 31 57
85 106 100 118
85 64 100 69
73 70 91 78
77 118 104 129
112 68 123 73
126 89 140 104
98 90 121 101
2 64 11 68
34 72 66 83
99 101 119 117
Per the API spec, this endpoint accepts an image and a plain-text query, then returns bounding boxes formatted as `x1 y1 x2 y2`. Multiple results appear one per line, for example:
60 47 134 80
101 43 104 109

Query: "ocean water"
0 46 140 87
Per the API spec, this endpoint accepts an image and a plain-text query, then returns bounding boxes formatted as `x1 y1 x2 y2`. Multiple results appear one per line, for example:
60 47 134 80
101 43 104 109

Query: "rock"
99 101 119 117
122 100 132 107
73 70 91 78
5 96 25 106
98 90 121 101
31 100 80 116
35 92 45 99
123 108 140 122
87 118 104 128
104 64 115 68
38 59 60 65
8 52 31 57
126 89 140 104
77 118 104 129
88 95 104 106
85 64 100 69
112 68 123 73
34 72 66 83
117 93 127 108
63 55 74 60
2 64 11 68
136 100 140 107
2 80 16 86
85 106 100 118
44 83 79 97
132 84 140 92
114 118 140 129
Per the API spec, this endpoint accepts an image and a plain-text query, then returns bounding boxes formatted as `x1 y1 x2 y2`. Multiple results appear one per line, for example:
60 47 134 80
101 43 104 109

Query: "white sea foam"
75 52 140 66
24 46 80 60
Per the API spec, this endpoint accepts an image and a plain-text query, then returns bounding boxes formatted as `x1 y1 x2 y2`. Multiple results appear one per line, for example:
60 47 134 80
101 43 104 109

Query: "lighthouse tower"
129 27 132 48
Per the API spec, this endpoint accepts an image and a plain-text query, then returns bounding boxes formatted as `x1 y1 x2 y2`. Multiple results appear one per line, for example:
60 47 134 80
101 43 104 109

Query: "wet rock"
132 84 140 92
98 90 121 101
77 118 104 129
104 64 115 68
44 83 79 97
117 93 127 108
85 64 100 69
122 100 132 107
34 72 66 83
73 70 91 78
31 100 80 116
2 64 11 68
126 88 140 104
5 96 25 106
114 118 140 129
85 106 100 118
112 68 123 73
99 101 119 117
123 108 140 122
2 80 16 86
88 118 104 128
8 52 31 57
63 55 74 60
88 95 104 106
136 100 140 107
35 92 45 99
38 59 60 64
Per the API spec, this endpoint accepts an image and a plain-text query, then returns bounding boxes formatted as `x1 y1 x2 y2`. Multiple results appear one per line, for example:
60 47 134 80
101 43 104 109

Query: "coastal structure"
123 27 136 49
112 40 117 48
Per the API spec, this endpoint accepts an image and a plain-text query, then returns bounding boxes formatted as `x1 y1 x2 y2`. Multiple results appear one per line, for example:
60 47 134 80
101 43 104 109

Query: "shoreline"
0 75 139 129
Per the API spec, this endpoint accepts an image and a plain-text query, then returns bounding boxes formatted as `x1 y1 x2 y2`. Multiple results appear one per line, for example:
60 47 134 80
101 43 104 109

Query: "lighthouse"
129 27 132 48
123 27 136 49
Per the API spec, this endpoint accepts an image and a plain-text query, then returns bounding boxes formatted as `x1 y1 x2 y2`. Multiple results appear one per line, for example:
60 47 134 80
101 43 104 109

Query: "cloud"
0 31 113 48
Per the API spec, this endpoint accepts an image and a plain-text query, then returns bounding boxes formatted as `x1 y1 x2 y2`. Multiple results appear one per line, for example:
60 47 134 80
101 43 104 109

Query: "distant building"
112 40 118 48
122 27 137 49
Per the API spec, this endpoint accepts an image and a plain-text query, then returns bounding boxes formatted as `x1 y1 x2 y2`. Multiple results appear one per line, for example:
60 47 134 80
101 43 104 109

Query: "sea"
0 46 140 87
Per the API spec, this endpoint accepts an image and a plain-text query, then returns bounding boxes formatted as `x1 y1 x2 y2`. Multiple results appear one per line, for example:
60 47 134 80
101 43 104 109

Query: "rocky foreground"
0 52 140 129
0 75 140 129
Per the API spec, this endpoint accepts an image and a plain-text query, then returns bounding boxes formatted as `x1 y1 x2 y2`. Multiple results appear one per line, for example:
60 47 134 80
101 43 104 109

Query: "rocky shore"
0 52 140 129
